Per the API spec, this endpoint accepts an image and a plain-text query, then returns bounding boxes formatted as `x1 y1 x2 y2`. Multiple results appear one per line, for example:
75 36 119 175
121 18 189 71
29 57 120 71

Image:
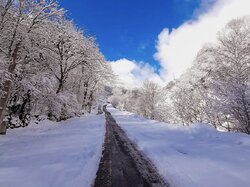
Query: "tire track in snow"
93 105 169 187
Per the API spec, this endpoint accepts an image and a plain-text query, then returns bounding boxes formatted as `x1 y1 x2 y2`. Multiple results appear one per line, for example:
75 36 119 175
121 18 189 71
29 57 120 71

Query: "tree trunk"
0 42 20 134
56 79 63 94
82 81 88 110
87 90 94 113
0 80 12 134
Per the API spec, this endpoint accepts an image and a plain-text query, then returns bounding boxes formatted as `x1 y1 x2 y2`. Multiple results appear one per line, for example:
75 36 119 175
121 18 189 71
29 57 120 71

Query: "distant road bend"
93 105 169 187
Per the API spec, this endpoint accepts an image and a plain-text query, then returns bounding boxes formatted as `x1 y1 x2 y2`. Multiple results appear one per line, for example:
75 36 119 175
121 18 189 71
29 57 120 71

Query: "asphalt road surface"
93 106 169 187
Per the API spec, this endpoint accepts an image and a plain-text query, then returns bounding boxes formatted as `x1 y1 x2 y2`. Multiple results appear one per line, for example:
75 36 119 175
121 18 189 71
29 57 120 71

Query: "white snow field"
108 105 250 187
0 114 105 187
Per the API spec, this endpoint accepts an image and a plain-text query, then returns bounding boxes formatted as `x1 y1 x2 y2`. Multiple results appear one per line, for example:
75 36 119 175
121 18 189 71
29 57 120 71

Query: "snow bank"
108 105 250 187
0 114 105 187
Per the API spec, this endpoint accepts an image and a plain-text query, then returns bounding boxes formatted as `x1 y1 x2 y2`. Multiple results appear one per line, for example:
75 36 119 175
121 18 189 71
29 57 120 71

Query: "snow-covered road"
1 106 250 187
108 105 250 187
0 114 105 187
94 105 168 187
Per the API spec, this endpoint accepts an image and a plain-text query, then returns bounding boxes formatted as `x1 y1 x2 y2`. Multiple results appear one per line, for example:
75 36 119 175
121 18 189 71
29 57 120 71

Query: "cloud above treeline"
111 0 250 87
110 59 164 87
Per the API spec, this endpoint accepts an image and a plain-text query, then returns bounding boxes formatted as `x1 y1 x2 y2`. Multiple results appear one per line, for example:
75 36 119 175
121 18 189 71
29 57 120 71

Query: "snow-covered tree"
137 81 162 120
196 17 250 133
0 0 115 134
162 16 250 133
0 0 63 134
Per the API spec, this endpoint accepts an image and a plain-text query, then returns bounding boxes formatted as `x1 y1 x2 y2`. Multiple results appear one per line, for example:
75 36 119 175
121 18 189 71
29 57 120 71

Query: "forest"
0 0 249 135
0 0 114 134
110 16 250 134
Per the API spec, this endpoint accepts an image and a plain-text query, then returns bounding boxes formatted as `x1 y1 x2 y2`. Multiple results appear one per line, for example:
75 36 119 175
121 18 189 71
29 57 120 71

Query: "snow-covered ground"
1 105 250 187
108 105 250 187
0 114 105 187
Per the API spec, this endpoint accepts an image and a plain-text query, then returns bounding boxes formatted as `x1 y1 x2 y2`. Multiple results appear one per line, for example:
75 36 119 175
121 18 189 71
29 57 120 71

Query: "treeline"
0 0 113 134
111 17 250 134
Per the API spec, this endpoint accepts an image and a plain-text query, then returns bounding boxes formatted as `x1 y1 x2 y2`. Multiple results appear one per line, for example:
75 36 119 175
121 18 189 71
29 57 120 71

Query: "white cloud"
110 58 164 88
110 0 250 87
155 0 250 82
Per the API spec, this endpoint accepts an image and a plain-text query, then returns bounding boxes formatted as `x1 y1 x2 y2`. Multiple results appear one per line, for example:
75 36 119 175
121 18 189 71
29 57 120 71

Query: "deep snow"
108 105 250 187
1 106 250 187
0 114 105 187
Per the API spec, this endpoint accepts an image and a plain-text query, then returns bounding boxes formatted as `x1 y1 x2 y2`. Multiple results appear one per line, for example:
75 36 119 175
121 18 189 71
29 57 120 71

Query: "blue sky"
59 0 249 86
60 0 201 70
